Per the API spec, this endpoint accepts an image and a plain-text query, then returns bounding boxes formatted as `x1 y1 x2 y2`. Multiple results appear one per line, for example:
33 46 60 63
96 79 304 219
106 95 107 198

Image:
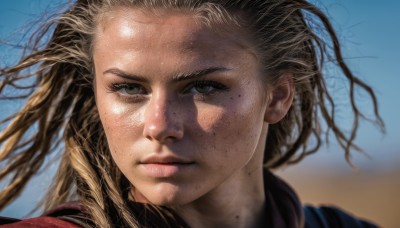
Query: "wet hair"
0 0 384 227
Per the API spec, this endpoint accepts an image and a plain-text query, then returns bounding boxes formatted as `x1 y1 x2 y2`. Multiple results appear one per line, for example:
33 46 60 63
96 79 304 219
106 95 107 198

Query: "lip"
139 155 195 178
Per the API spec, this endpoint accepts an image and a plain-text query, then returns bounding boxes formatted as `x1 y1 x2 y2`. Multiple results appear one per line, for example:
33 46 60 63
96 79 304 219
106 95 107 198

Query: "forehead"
93 7 256 56
91 7 262 82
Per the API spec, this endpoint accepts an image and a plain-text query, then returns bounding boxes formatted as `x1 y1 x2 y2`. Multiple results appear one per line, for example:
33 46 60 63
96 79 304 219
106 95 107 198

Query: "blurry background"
0 0 399 227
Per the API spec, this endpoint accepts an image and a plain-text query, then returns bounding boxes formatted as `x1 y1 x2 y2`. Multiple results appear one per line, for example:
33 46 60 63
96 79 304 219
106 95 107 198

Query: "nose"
143 91 184 143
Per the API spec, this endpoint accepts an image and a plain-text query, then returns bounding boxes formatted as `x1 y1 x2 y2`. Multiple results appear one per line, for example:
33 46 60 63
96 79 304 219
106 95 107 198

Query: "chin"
149 194 193 207
137 182 202 206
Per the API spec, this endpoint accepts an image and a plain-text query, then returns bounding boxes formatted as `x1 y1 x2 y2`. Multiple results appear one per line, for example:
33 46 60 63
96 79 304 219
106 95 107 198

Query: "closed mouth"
140 155 194 165
138 159 195 178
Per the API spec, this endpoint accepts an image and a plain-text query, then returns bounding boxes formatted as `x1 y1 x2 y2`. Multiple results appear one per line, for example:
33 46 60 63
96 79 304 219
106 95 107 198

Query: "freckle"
235 215 239 219
230 97 233 100
238 94 241 97
212 132 216 136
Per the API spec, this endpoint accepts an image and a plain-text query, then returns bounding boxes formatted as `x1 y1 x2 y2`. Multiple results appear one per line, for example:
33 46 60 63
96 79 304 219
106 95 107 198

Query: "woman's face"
93 8 274 206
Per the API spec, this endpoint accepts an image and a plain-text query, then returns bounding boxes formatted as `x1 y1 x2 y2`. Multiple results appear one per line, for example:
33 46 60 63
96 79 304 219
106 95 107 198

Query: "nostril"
143 116 184 143
144 126 184 143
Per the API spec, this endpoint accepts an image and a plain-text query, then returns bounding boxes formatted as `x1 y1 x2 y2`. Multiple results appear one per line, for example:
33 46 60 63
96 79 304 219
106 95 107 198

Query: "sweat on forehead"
93 6 257 57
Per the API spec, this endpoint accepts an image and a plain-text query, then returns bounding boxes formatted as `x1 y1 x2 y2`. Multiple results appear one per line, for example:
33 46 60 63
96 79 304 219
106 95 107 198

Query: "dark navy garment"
304 205 379 228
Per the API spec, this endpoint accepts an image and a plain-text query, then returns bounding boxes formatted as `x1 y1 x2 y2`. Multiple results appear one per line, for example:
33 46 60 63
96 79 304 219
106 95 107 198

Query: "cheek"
196 92 266 161
98 108 144 175
96 92 144 154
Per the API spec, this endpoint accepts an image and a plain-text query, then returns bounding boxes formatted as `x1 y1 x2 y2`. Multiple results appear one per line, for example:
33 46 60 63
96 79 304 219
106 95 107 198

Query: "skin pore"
93 8 293 228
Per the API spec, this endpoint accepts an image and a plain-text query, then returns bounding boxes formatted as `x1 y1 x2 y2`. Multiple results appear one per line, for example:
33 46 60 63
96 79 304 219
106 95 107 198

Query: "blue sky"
305 0 400 169
0 0 399 217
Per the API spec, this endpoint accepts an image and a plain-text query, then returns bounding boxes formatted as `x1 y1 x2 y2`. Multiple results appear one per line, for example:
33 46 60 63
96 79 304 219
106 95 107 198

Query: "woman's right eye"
109 83 147 96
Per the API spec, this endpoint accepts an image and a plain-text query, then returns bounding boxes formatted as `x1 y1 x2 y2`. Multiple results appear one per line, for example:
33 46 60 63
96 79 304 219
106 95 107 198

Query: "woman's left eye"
109 83 147 95
184 81 228 95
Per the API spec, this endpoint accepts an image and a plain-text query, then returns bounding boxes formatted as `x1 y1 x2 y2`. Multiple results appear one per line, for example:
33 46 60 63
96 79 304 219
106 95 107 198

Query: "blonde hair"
0 0 384 227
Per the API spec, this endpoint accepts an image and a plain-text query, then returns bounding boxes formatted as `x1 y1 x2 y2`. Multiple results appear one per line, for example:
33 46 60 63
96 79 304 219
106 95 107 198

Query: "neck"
172 125 268 228
174 165 265 228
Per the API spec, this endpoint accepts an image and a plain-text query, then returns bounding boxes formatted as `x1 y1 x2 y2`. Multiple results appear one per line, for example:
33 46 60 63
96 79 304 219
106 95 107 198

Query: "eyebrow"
103 69 148 82
172 67 229 81
103 67 229 82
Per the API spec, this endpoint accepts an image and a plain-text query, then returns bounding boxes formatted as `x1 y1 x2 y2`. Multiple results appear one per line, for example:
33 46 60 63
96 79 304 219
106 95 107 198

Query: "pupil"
197 85 210 93
126 86 139 94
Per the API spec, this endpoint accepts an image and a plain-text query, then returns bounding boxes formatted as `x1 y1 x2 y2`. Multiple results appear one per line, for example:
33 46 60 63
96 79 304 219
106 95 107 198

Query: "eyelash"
107 83 147 102
109 83 146 94
107 80 228 102
184 80 228 95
